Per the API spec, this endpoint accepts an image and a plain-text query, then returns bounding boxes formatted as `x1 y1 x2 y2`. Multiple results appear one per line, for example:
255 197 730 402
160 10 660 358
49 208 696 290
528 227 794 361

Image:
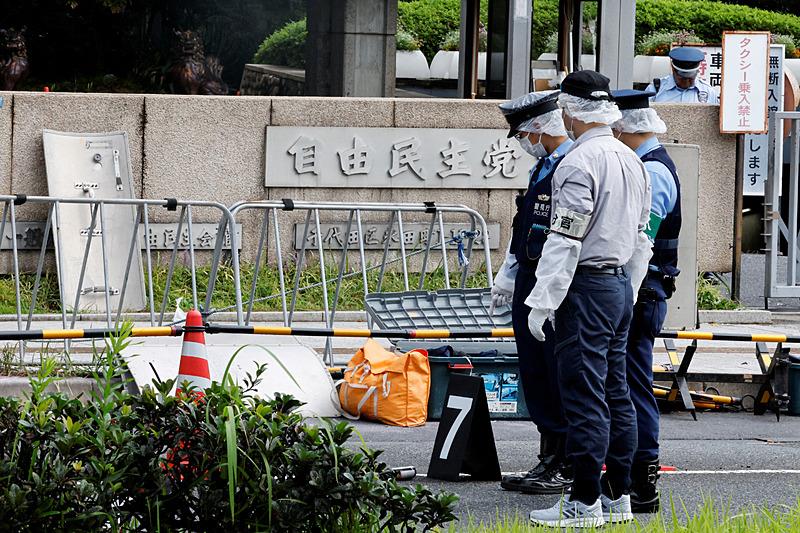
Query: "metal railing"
0 194 240 357
221 200 494 364
765 111 800 302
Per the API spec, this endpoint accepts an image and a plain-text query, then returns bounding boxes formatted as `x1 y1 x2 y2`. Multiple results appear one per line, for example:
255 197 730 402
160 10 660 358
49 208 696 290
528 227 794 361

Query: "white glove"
489 285 513 315
527 307 548 341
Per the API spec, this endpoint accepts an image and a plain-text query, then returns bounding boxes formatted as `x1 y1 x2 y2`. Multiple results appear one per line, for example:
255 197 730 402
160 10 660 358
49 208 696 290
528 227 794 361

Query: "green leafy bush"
396 29 421 52
543 28 596 55
697 275 740 310
398 0 488 61
636 29 703 56
636 0 800 49
440 27 488 52
253 18 307 68
772 33 800 58
0 330 458 531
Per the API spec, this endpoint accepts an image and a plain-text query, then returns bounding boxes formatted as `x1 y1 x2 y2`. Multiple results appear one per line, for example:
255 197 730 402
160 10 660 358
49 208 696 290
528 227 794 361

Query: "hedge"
255 0 800 67
398 0 488 61
636 0 800 46
253 18 307 68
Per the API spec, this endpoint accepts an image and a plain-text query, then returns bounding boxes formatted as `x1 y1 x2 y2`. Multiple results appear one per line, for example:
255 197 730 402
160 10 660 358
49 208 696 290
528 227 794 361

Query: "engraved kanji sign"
265 127 538 188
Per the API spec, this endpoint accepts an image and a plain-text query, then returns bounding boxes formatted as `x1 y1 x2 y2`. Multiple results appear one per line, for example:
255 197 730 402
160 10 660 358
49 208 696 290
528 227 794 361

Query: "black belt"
576 265 625 275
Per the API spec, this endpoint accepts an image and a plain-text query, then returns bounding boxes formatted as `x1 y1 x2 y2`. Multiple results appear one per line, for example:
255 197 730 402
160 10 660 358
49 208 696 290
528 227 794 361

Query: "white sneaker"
529 494 606 528
601 492 634 523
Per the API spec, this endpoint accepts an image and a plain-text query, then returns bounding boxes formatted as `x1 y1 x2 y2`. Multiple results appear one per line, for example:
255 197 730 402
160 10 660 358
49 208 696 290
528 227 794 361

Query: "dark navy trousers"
554 269 638 504
626 276 667 463
511 264 567 437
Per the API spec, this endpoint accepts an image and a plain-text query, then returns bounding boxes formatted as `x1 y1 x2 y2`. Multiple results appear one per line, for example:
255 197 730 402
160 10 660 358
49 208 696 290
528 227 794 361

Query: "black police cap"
501 92 560 138
560 70 612 101
611 89 656 110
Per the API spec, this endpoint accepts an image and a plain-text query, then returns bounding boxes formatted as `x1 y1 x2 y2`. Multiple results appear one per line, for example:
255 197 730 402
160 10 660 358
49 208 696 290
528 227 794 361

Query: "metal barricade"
765 111 800 302
219 200 495 364
0 194 241 359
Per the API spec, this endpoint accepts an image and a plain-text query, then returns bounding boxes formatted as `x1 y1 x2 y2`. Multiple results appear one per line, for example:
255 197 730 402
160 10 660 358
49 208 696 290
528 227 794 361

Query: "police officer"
492 91 574 495
647 47 719 104
611 89 681 514
526 71 652 529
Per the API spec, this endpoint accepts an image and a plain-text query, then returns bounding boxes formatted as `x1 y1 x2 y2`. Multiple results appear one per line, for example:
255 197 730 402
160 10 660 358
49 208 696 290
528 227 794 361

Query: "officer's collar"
551 138 574 160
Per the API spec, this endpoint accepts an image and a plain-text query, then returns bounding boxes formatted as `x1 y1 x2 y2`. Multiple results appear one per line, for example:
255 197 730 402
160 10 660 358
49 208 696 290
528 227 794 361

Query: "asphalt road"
350 412 800 527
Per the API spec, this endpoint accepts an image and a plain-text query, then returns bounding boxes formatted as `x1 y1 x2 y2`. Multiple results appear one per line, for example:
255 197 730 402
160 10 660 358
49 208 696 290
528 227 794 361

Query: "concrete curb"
0 377 96 398
699 309 772 324
0 311 369 323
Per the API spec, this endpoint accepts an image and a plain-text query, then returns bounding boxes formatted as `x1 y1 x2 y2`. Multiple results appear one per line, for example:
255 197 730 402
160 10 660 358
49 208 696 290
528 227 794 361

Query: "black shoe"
500 432 564 491
630 459 660 513
518 460 573 495
500 455 557 491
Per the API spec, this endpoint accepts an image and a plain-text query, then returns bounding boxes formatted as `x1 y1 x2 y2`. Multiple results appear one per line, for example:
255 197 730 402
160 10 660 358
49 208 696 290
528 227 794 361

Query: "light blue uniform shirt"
635 136 677 221
531 138 575 184
646 74 719 104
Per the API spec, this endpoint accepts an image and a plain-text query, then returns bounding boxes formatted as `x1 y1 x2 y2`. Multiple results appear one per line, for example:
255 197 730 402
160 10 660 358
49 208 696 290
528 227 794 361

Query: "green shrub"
398 0 488 61
636 29 703 56
253 18 307 68
543 28 596 55
636 0 800 49
697 275 740 310
0 330 459 531
772 33 800 58
396 29 421 51
440 27 488 52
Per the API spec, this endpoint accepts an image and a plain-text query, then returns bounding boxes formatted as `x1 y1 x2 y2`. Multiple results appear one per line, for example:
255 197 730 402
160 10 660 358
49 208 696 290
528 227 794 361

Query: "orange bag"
337 339 430 427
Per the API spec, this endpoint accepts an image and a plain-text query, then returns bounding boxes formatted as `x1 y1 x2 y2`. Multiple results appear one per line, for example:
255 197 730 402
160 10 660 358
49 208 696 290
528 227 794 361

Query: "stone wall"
0 91 737 272
240 64 305 96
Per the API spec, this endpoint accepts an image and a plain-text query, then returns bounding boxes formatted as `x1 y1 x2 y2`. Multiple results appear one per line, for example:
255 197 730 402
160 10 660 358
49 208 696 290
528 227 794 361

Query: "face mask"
614 129 623 139
519 135 548 159
565 116 576 140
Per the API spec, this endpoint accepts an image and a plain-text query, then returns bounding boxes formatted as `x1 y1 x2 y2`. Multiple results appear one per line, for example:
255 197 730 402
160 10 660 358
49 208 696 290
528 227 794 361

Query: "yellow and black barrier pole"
3 324 800 343
0 326 183 341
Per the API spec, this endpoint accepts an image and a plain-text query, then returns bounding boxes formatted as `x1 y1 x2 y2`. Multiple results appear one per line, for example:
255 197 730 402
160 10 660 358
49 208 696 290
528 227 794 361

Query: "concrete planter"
429 51 487 80
396 50 430 80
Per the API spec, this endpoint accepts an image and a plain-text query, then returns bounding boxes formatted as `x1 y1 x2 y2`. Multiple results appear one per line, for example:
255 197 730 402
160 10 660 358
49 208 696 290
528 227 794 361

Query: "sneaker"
601 493 634 523
529 495 606 528
518 459 573 494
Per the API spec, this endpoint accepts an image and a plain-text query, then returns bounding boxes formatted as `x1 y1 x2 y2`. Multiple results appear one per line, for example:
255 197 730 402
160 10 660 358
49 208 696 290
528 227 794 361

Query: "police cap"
611 89 656 110
668 47 704 70
560 70 612 101
499 91 560 138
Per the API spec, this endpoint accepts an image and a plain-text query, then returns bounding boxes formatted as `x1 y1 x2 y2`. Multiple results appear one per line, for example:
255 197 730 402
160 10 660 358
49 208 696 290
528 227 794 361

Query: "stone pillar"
306 0 397 97
596 0 636 90
505 0 532 98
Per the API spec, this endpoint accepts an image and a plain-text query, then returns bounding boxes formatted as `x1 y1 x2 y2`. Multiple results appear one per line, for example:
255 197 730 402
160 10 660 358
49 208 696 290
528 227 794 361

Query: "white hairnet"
518 109 568 137
558 93 622 126
499 90 567 137
612 108 668 134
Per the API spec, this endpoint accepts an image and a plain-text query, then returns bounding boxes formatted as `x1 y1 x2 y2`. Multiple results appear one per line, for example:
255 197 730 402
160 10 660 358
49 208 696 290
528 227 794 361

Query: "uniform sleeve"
493 238 519 293
626 162 654 298
523 164 591 315
709 85 720 105
644 160 677 220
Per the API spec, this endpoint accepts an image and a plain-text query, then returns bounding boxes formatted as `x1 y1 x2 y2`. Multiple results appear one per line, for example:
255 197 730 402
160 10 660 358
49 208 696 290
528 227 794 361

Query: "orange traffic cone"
175 309 211 396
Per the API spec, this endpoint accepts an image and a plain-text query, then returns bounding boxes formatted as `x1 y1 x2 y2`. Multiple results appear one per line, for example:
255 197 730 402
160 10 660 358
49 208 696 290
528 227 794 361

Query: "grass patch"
455 497 800 532
0 261 489 315
697 274 740 311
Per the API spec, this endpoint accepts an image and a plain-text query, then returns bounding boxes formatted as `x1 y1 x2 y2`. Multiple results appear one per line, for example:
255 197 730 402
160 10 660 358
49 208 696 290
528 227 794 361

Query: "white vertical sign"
720 32 770 134
743 45 785 196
